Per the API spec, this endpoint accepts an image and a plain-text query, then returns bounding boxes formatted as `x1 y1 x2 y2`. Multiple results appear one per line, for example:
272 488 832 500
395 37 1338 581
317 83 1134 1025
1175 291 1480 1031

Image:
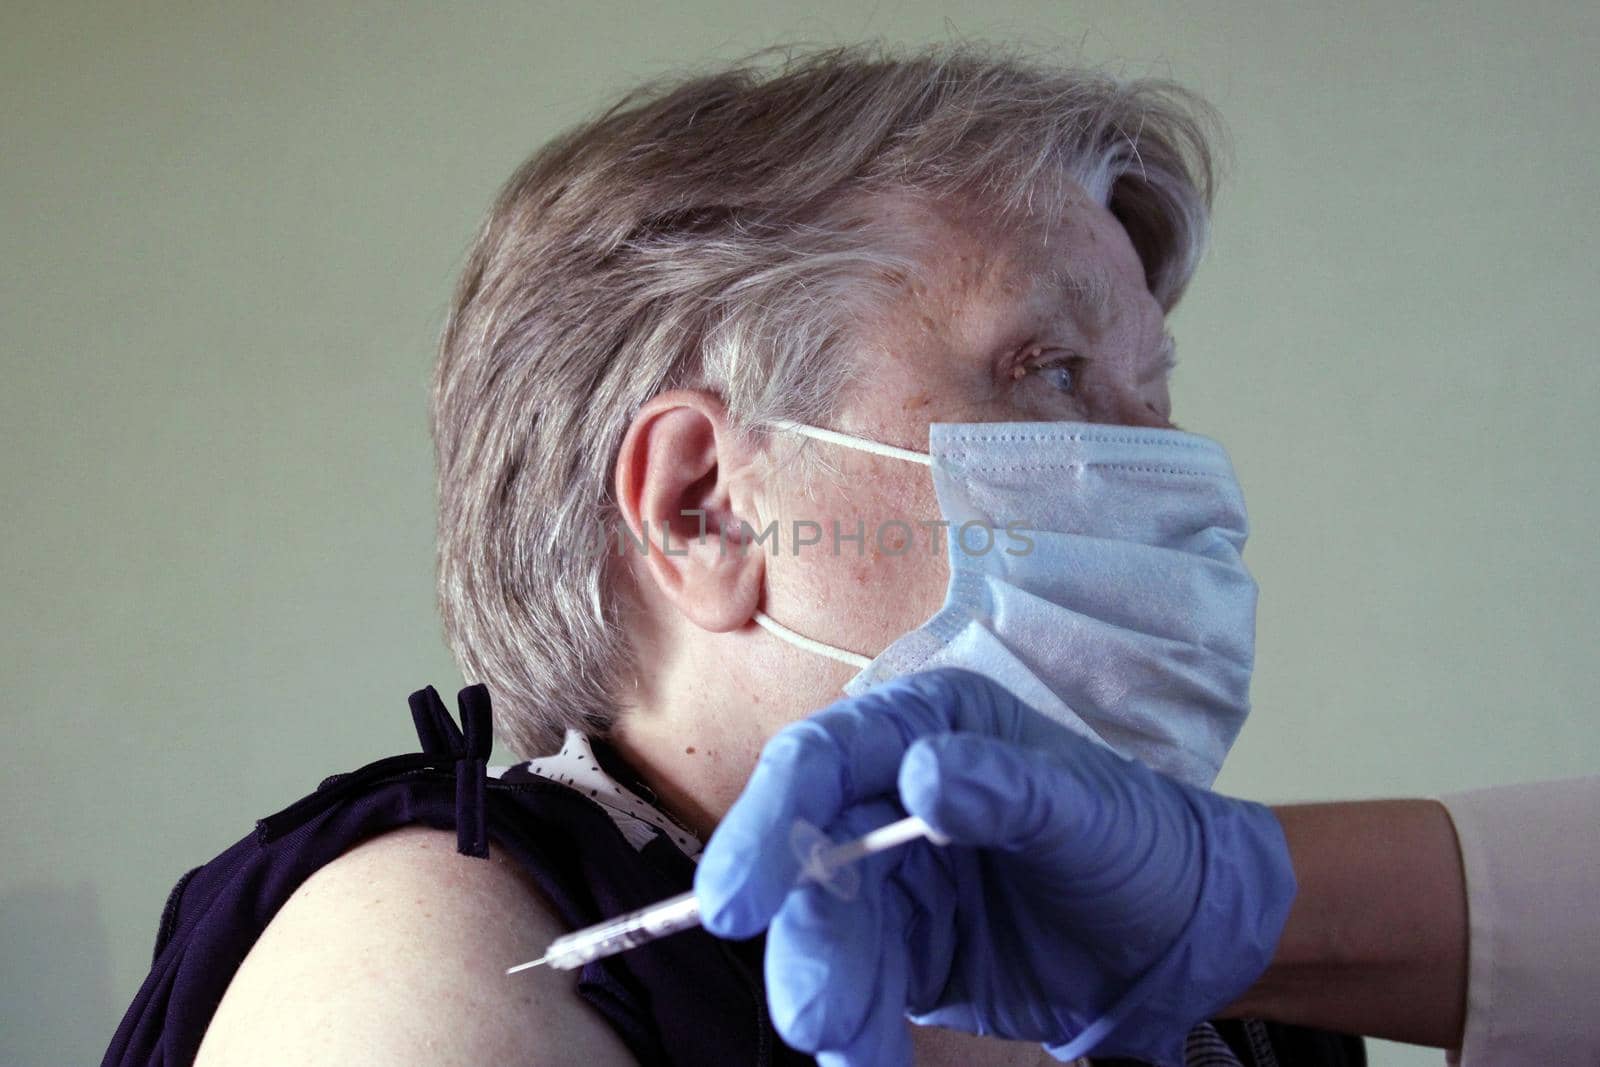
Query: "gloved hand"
694 668 1297 1067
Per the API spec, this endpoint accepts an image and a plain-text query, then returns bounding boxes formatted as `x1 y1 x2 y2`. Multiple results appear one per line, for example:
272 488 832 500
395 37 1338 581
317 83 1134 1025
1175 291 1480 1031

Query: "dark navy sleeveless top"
102 684 1363 1067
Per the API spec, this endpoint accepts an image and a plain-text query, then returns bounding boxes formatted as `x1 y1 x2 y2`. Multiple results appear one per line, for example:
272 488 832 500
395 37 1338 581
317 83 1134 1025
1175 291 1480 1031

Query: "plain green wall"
4 3 1595 1064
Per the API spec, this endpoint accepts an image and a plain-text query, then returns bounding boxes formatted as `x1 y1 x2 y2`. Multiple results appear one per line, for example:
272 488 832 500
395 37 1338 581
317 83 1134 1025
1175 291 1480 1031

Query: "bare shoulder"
194 825 639 1066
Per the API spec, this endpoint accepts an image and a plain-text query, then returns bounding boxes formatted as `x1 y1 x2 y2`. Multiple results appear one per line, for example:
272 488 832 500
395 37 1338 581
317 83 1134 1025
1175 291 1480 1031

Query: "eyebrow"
1040 261 1114 336
1023 261 1176 374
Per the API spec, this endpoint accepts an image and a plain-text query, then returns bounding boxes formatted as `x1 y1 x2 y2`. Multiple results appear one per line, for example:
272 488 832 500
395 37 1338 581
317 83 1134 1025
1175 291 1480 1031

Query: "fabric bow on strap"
255 684 495 858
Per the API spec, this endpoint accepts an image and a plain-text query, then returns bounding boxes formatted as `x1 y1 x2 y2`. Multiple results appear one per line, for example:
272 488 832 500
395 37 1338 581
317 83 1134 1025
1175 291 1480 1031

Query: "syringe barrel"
541 889 703 970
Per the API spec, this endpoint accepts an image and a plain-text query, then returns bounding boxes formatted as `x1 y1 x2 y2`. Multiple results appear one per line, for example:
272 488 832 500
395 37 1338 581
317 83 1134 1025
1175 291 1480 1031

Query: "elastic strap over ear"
752 609 874 670
768 419 932 467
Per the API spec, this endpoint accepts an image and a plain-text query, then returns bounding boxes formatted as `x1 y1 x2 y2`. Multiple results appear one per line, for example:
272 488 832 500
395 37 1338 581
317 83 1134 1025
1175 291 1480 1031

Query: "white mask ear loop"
766 418 932 466
752 611 873 670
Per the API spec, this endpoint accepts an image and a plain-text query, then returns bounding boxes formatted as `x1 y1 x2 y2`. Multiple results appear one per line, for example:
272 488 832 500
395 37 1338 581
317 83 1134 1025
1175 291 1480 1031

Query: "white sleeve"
1436 777 1600 1065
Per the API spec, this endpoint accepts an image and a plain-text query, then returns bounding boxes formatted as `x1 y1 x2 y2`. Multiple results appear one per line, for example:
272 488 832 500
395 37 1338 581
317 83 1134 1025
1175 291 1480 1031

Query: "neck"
605 683 768 847
607 631 856 847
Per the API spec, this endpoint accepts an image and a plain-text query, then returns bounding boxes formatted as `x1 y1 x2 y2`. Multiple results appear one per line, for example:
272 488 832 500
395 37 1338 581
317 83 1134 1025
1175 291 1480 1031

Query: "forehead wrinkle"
1035 259 1113 337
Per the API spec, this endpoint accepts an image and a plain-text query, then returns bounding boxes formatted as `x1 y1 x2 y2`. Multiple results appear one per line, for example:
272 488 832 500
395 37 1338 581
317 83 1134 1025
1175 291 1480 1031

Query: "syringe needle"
504 956 549 975
504 815 949 975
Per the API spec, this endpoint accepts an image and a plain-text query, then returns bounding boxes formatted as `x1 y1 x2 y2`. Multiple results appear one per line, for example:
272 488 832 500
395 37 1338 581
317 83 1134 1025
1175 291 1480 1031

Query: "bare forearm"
1223 799 1468 1049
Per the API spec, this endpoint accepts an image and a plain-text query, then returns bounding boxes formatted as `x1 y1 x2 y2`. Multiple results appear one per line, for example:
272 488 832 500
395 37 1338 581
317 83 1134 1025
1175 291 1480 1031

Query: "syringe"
505 813 951 974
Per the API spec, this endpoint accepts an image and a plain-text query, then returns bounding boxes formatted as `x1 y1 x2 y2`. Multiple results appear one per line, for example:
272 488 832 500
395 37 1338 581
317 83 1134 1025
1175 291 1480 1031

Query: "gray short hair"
430 42 1227 757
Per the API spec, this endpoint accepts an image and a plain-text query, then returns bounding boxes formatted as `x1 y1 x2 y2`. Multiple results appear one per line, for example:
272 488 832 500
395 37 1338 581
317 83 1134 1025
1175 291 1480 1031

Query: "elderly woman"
108 44 1395 1067
429 41 1316 1065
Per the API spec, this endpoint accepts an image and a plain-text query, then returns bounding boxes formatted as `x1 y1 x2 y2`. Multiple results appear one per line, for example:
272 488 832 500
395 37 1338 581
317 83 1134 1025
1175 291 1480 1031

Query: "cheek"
822 526 950 657
820 471 951 647
764 461 951 651
868 534 952 636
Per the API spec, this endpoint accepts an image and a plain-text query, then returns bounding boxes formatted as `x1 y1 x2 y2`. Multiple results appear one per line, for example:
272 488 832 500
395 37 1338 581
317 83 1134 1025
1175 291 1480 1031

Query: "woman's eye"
1017 352 1085 396
1039 361 1077 394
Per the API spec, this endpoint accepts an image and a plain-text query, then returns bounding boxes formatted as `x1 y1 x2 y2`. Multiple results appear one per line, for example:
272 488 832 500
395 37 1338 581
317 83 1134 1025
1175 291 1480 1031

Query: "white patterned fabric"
495 728 704 859
1184 1021 1250 1067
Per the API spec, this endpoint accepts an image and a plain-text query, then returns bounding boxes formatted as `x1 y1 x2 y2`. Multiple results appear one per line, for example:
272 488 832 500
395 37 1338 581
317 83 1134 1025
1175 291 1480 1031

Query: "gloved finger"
814 887 917 1067
763 803 914 1064
889 826 960 1014
897 728 1197 937
699 668 1080 937
897 730 1093 851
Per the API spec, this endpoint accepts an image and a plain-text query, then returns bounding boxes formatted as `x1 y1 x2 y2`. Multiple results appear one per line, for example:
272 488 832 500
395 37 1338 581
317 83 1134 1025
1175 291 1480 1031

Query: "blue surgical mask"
753 419 1257 787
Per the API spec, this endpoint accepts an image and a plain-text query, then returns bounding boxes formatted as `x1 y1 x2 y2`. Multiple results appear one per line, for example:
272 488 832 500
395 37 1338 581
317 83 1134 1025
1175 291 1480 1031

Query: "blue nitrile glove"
694 668 1297 1067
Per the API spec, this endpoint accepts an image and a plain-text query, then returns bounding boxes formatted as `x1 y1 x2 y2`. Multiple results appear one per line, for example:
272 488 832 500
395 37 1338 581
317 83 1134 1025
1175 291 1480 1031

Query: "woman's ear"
613 390 765 633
